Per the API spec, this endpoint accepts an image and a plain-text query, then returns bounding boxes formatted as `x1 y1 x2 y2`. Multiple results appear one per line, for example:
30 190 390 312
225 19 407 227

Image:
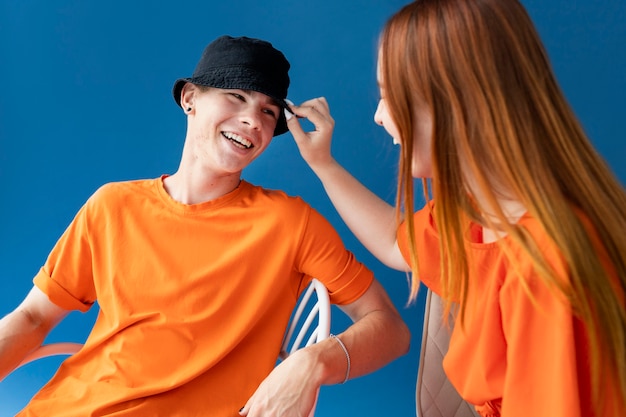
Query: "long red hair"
380 0 626 411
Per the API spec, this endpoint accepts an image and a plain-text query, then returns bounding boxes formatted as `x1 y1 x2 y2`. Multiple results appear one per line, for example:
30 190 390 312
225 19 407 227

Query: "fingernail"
284 107 293 121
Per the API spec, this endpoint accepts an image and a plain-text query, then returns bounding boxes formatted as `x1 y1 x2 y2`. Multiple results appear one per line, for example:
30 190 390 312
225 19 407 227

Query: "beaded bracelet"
330 334 351 384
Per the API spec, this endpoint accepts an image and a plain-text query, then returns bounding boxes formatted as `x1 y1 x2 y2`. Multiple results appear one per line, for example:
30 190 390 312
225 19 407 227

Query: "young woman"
285 0 626 416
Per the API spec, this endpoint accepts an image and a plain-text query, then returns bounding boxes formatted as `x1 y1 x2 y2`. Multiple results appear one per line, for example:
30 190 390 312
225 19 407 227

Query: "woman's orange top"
397 205 622 417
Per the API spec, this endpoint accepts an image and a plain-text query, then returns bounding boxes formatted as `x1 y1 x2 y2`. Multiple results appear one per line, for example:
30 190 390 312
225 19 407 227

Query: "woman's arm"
286 98 408 271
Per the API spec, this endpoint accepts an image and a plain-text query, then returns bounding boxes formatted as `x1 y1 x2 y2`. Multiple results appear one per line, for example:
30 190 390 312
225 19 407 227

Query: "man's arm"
0 286 70 381
323 279 410 381
240 279 410 417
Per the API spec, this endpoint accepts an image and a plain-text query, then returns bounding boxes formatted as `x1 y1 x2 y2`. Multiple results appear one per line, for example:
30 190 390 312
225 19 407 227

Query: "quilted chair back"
416 289 480 417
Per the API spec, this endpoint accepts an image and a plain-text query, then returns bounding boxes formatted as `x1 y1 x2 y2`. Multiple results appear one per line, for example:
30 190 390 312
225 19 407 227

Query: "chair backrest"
277 278 331 417
416 289 480 417
279 278 331 360
11 279 331 416
17 342 83 369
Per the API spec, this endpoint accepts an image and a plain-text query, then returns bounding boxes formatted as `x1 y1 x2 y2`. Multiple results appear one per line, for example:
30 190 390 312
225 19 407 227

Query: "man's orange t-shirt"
398 205 622 417
20 178 373 416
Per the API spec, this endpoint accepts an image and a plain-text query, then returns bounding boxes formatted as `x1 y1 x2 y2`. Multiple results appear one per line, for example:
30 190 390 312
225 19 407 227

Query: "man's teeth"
223 132 252 149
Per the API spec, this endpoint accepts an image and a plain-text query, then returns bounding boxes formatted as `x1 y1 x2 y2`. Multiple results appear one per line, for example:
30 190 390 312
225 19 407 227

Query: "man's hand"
239 349 320 417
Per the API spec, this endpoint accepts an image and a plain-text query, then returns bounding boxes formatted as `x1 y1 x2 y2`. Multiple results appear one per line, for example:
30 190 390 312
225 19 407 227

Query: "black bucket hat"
172 35 291 136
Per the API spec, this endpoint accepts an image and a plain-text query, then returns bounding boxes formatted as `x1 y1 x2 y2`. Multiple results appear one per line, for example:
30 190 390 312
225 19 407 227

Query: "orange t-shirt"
398 206 622 417
21 178 373 417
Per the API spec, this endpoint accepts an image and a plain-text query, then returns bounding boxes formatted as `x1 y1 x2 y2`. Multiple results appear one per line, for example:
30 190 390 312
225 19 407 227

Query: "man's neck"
162 170 242 205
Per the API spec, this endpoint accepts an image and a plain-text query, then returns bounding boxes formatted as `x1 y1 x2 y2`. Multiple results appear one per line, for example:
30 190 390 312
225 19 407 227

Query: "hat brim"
172 78 289 137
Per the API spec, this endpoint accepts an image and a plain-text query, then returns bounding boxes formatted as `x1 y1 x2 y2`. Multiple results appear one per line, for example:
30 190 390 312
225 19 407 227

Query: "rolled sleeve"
34 267 93 312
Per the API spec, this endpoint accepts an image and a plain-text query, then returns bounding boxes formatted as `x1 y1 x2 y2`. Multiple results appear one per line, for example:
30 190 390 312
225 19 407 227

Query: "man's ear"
180 83 197 112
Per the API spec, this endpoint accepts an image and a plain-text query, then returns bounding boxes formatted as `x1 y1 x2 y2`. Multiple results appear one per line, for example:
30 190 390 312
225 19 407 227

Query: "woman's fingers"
285 97 335 168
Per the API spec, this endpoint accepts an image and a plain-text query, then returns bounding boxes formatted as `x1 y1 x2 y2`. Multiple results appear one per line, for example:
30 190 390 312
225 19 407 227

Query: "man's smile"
222 131 253 149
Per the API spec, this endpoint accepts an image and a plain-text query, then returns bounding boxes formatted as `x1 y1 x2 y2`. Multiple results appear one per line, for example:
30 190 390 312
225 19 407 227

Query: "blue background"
1 1 624 415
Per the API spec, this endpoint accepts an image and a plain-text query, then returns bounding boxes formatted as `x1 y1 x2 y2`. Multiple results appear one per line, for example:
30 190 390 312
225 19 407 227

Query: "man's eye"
230 93 245 101
263 108 277 118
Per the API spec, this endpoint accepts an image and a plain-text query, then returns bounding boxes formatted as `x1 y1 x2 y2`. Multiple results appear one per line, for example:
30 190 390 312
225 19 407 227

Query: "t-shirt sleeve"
396 205 443 294
499 247 583 417
33 199 98 312
295 207 373 305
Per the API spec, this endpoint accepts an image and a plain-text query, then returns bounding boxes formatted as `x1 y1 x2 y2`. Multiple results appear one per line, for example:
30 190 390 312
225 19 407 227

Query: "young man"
0 36 410 416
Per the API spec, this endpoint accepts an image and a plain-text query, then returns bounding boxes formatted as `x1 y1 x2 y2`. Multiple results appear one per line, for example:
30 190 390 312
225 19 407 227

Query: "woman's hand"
285 97 336 171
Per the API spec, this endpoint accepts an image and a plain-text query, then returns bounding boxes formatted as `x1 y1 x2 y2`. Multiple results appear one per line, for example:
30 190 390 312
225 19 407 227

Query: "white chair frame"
17 342 82 368
279 278 331 360
277 278 331 416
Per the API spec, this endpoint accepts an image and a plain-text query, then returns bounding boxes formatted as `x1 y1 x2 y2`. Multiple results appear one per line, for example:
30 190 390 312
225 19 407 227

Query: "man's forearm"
324 309 410 383
0 309 48 381
300 282 410 387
